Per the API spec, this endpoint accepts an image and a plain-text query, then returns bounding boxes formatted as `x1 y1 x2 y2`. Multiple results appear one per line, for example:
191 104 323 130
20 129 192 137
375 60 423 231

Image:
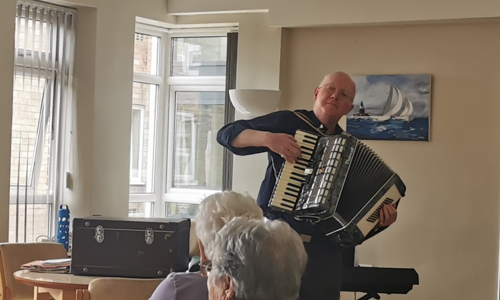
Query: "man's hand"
265 133 302 163
378 203 397 227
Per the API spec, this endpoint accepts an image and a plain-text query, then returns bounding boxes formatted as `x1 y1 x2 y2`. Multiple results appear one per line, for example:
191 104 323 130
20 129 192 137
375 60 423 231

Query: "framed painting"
346 74 431 141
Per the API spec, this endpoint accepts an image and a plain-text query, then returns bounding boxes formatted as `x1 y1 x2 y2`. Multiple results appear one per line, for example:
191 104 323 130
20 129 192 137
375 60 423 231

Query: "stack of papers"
21 258 71 273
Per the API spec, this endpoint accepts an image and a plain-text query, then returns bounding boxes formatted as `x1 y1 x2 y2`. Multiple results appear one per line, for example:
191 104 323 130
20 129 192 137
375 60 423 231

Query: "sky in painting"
349 74 431 118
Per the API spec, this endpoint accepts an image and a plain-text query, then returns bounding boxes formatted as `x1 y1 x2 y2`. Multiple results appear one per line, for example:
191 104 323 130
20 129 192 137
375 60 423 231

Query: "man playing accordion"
217 71 398 300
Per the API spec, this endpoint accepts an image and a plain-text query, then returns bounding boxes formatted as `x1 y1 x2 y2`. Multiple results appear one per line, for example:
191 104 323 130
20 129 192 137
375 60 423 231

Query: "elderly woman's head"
194 191 263 264
207 217 308 300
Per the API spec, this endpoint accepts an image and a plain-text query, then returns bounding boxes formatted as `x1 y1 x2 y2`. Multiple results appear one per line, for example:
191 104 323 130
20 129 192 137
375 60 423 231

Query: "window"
170 90 225 191
171 36 227 77
9 2 75 242
130 105 145 183
129 25 236 219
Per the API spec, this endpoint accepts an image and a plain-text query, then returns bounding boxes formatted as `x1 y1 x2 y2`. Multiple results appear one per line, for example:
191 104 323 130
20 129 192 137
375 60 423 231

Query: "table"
13 270 98 300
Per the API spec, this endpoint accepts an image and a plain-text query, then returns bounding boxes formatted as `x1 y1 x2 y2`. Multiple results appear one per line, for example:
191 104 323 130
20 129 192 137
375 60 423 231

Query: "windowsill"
164 188 220 204
129 181 146 186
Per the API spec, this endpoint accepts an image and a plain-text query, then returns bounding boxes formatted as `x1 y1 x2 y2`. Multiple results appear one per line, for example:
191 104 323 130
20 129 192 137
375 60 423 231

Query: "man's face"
313 75 355 120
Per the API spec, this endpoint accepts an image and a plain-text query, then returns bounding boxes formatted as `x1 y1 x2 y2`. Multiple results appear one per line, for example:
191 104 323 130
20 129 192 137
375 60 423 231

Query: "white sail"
353 84 415 122
399 97 414 117
368 85 405 122
381 85 395 115
383 86 405 117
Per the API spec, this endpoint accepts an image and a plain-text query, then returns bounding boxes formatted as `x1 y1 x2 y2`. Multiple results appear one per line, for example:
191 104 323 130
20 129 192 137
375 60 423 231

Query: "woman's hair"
210 217 308 300
194 191 263 259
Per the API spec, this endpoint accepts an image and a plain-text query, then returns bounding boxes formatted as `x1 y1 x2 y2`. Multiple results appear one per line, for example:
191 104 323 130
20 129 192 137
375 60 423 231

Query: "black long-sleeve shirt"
217 109 343 236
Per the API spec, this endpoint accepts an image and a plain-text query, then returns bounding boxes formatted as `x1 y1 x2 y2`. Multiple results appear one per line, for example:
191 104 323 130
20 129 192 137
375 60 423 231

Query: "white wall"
168 0 268 16
58 0 176 218
0 0 17 242
282 22 500 300
267 0 500 27
231 14 282 198
62 5 97 222
169 0 500 27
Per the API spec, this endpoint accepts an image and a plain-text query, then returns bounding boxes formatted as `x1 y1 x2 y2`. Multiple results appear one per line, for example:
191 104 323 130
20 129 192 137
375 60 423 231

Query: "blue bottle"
57 205 70 251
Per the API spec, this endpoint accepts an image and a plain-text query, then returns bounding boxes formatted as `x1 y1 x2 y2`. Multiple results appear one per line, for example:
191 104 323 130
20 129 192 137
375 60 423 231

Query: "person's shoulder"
168 271 204 280
149 272 207 300
149 272 178 300
293 109 314 116
170 272 208 299
268 109 310 120
168 272 208 288
267 109 295 117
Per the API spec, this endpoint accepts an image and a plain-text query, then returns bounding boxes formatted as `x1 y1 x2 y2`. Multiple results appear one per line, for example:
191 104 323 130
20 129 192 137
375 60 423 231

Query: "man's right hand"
265 133 302 163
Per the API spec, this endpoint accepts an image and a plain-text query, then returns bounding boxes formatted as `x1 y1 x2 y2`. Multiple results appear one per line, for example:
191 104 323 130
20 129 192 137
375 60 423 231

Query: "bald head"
319 72 356 97
313 71 356 130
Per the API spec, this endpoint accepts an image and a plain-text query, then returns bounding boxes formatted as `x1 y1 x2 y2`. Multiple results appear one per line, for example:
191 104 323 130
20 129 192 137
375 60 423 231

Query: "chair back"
0 243 68 300
85 278 163 300
189 219 199 257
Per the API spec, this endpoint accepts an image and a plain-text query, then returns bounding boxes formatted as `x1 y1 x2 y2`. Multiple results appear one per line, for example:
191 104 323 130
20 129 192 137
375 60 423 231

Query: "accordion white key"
269 129 406 247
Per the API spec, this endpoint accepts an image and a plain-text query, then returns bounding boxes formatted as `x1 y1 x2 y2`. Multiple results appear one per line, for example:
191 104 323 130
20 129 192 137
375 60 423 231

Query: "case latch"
145 228 154 245
95 225 105 243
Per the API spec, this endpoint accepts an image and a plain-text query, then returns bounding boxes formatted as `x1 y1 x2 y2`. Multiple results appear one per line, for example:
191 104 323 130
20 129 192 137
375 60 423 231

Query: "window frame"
129 24 235 218
164 85 226 205
9 2 76 242
129 25 168 217
130 104 146 184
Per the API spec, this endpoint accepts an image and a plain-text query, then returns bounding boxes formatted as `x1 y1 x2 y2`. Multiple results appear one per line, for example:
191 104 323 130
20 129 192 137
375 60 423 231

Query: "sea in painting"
346 74 431 141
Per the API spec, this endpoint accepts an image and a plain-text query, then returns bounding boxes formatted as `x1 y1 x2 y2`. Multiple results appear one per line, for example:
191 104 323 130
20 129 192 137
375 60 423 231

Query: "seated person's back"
149 272 207 300
149 191 264 300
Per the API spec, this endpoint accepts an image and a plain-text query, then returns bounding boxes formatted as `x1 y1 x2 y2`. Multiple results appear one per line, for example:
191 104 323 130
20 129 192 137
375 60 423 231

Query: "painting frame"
346 74 432 142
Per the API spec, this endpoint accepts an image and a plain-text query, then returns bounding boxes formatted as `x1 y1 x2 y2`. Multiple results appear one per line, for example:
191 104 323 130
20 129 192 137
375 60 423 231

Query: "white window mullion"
130 105 145 183
129 26 169 218
164 87 176 201
129 194 158 203
133 73 162 85
167 76 225 86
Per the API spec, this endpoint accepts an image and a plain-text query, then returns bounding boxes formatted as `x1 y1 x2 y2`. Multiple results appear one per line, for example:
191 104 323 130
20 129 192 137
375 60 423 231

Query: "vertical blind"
10 1 75 243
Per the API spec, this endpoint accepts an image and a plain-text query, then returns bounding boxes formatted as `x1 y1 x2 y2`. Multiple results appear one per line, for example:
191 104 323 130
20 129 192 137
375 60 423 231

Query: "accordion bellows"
269 130 406 247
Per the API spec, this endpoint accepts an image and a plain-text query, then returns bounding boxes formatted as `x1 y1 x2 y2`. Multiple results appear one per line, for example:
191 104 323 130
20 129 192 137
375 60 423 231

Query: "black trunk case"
71 217 190 278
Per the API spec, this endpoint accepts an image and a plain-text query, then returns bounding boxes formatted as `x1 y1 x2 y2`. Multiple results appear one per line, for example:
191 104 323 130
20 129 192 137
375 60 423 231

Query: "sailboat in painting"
347 74 430 141
351 85 414 122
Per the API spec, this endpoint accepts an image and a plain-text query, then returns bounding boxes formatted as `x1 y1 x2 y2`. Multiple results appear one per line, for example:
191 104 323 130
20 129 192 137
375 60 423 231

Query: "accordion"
269 129 406 247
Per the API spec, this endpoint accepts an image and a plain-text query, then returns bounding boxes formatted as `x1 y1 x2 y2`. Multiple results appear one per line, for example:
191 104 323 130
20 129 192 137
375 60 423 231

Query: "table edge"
13 271 90 290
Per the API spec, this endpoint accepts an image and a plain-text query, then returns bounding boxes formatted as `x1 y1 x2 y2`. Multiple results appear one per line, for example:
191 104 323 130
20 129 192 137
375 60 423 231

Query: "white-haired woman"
149 191 263 300
207 217 308 300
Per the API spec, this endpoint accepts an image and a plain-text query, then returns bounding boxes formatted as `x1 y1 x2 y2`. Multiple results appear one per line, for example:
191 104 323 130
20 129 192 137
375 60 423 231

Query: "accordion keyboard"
269 130 319 212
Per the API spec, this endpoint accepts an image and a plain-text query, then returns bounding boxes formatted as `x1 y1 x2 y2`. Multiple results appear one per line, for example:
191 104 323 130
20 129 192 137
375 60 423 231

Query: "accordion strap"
293 111 326 136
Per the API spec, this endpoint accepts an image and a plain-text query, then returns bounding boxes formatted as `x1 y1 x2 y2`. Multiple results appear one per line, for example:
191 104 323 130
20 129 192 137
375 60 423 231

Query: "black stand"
344 247 380 300
357 293 380 300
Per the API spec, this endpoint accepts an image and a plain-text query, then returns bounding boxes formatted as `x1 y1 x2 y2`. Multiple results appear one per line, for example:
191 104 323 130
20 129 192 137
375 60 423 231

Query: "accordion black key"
269 129 406 247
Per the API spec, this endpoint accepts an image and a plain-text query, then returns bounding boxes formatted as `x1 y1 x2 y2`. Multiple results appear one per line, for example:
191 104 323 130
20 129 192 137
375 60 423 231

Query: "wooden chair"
76 278 163 300
189 219 200 258
0 243 68 300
